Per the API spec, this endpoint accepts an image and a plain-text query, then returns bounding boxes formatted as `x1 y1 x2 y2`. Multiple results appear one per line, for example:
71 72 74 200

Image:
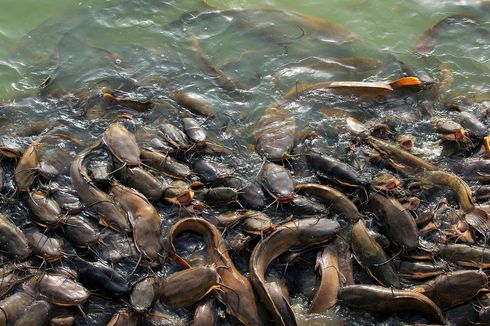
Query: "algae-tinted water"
0 0 488 325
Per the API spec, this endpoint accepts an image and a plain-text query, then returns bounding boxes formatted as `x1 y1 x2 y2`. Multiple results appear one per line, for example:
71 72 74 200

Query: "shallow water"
0 0 489 325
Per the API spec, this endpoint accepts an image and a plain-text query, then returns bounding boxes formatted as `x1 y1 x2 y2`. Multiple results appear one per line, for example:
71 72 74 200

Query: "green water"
0 0 487 155
0 1 489 325
1 0 488 101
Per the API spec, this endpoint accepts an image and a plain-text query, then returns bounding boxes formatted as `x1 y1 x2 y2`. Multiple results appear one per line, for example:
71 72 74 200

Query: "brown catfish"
192 297 217 326
305 151 369 188
309 242 340 313
0 136 29 158
0 292 35 325
111 182 163 262
117 165 167 202
276 77 421 110
368 191 419 251
106 308 138 326
250 218 340 326
411 270 488 310
27 190 62 228
182 117 208 148
241 211 275 235
14 139 40 192
14 300 51 326
0 265 21 298
261 161 295 203
163 180 194 206
263 280 296 326
167 217 268 326
417 171 475 212
351 219 400 288
102 91 151 112
130 276 158 313
140 148 192 180
0 213 31 260
102 117 140 166
175 91 217 118
294 183 360 223
275 81 393 108
415 170 489 235
339 285 444 324
28 273 90 306
366 136 435 175
159 266 220 308
396 260 446 280
70 141 131 233
437 243 490 268
254 106 295 161
336 226 355 286
25 231 64 263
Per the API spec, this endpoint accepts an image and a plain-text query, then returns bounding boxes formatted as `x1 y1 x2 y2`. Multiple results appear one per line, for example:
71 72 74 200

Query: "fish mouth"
454 128 466 141
404 198 421 211
442 129 466 142
177 190 194 206
400 140 414 150
276 194 295 204
384 180 400 190
0 148 19 158
374 179 400 191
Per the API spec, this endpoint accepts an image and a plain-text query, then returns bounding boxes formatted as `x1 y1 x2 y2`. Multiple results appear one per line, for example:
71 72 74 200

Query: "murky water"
0 0 489 325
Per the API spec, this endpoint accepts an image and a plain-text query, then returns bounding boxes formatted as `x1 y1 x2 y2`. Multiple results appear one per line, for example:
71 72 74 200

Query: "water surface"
0 0 489 325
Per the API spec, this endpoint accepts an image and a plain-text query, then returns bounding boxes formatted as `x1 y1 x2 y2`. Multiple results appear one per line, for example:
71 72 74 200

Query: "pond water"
0 0 489 325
